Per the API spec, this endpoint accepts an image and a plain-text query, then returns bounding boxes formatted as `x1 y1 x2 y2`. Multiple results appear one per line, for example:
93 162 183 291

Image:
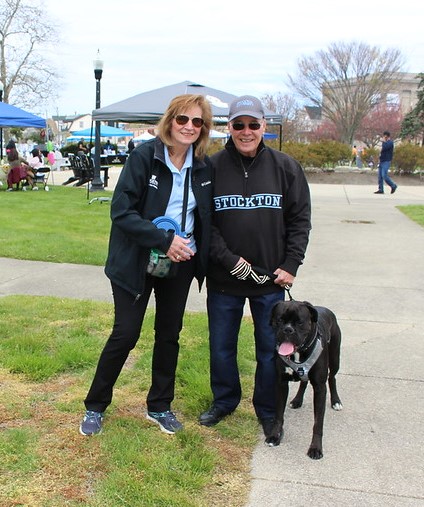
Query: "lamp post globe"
91 50 104 191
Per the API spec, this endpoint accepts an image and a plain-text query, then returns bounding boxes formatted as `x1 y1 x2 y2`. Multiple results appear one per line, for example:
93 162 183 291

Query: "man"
199 95 311 436
374 131 397 194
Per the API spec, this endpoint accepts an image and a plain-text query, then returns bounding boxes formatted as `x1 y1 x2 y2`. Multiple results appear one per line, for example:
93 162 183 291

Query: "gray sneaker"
146 410 183 434
79 410 104 436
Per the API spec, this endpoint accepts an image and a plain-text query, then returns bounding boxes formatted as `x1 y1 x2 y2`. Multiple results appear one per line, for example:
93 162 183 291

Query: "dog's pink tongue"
279 342 295 356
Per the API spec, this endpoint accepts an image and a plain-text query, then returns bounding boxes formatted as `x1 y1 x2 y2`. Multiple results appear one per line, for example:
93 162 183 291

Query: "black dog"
266 300 343 459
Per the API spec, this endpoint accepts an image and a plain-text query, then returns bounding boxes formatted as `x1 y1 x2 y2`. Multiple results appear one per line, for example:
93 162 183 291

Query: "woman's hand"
166 236 194 262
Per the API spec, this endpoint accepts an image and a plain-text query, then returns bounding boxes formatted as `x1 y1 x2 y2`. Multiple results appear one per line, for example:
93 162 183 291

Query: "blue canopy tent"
0 102 46 128
65 135 93 143
71 125 133 138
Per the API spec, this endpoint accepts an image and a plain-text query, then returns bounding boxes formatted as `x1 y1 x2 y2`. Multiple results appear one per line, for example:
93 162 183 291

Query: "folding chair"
33 166 51 191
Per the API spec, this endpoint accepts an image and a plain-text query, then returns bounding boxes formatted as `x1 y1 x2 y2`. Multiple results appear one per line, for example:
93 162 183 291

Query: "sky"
41 0 424 118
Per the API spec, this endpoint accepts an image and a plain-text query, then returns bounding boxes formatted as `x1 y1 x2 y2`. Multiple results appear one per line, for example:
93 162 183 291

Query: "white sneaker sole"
145 413 180 434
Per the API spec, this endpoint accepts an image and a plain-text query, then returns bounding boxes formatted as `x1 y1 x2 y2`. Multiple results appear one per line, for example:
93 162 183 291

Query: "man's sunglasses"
231 121 262 131
175 115 204 128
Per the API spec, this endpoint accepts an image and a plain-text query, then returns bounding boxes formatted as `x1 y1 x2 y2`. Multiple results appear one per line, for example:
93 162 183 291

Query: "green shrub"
393 143 424 173
281 142 309 165
281 141 350 168
60 143 79 156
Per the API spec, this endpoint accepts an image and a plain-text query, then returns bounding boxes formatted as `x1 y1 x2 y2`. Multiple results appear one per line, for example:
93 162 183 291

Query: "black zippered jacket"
207 138 311 296
104 137 212 298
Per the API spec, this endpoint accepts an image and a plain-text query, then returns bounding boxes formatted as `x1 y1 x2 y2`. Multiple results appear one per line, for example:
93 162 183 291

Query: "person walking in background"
199 95 311 437
351 145 357 166
374 131 397 194
356 146 363 168
127 138 135 153
80 95 213 436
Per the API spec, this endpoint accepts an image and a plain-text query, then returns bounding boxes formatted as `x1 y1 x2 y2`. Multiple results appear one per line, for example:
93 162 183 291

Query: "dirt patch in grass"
0 370 252 507
0 370 105 506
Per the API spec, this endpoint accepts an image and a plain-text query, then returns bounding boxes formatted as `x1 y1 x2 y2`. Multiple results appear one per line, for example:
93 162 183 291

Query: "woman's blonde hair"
157 94 212 160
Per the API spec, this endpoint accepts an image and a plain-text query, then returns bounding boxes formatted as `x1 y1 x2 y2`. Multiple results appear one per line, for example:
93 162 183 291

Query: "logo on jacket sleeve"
149 175 158 189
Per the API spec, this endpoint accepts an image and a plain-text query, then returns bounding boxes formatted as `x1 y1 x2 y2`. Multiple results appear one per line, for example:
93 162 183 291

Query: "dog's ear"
304 301 318 323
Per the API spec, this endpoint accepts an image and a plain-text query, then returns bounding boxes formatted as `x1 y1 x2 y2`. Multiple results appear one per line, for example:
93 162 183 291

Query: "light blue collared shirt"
164 145 197 252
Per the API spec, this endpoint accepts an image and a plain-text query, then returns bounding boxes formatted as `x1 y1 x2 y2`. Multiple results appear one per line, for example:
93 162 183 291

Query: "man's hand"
273 268 295 288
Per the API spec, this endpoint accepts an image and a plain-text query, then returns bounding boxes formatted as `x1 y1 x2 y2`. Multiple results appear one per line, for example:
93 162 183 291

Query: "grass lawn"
0 296 259 506
397 204 424 227
0 185 111 265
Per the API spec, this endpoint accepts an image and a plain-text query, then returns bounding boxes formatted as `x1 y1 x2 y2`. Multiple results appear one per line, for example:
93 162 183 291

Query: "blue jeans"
378 161 397 192
207 289 284 419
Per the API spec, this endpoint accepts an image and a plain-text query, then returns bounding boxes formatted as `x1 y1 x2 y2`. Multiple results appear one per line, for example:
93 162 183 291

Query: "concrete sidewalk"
1 182 424 506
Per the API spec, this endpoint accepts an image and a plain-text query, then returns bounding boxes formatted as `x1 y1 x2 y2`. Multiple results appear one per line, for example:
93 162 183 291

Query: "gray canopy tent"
92 81 283 146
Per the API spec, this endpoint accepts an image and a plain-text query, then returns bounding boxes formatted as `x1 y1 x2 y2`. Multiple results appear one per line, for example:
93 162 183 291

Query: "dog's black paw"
265 432 282 447
307 446 323 460
289 398 303 409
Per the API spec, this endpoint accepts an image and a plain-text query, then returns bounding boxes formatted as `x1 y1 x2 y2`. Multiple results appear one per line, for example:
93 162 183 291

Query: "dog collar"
278 336 323 382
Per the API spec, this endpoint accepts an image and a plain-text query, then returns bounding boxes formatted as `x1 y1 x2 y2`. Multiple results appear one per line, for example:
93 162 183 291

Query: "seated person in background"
103 140 113 153
6 147 37 191
77 139 88 155
27 148 45 171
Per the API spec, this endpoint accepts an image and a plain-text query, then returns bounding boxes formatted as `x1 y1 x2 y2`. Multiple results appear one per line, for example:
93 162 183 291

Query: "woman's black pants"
84 258 195 413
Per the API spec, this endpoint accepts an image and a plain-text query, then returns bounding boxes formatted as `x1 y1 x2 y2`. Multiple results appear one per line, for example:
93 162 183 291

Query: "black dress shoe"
374 190 384 194
391 186 397 194
199 406 230 426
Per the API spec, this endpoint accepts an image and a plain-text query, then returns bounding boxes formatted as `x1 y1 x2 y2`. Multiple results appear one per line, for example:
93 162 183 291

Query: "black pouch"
147 249 178 278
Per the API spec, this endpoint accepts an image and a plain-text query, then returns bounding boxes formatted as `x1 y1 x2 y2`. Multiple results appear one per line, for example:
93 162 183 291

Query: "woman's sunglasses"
231 121 262 131
175 115 204 128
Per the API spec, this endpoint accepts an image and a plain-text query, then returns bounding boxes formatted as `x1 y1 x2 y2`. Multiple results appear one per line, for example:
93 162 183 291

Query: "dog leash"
284 285 293 301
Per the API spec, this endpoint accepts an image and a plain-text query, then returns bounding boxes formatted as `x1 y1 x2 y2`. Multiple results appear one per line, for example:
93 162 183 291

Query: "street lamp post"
91 50 104 191
0 81 4 162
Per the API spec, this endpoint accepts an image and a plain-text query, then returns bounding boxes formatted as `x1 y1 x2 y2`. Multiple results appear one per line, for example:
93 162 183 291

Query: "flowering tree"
357 104 403 148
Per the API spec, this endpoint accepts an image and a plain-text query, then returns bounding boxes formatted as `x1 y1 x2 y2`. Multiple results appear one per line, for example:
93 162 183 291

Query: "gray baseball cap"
228 95 265 121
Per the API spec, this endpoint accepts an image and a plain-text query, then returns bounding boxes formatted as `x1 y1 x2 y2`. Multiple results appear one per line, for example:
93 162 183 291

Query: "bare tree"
0 0 60 111
262 92 302 141
287 41 405 144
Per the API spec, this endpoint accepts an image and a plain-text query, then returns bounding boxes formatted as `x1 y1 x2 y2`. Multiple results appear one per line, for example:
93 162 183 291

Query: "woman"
80 94 213 436
6 147 37 191
27 148 45 171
